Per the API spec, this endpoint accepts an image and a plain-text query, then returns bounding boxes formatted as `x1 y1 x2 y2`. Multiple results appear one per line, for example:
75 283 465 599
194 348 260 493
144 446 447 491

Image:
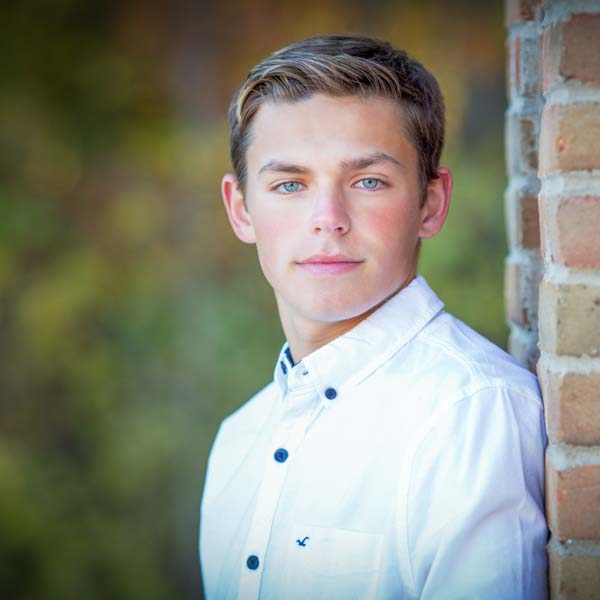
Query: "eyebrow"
257 152 403 177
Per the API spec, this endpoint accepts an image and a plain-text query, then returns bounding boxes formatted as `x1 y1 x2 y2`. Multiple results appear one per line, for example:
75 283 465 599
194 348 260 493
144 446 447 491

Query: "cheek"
366 209 396 235
251 212 293 276
251 204 294 238
361 204 418 249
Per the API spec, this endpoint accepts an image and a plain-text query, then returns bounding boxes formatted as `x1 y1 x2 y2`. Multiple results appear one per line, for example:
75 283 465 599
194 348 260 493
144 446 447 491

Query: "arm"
402 387 548 600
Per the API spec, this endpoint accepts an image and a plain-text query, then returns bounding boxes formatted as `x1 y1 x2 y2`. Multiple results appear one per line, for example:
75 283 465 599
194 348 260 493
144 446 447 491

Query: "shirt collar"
273 275 444 405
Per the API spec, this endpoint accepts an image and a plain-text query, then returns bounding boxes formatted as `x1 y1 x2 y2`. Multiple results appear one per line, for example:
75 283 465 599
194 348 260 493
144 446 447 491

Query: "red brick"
505 259 541 330
539 194 548 260
519 116 538 171
522 193 541 249
540 194 600 268
506 189 541 250
549 546 600 600
539 365 600 445
539 103 600 174
539 281 600 357
544 14 600 91
557 196 600 268
506 111 539 175
546 458 600 540
505 0 540 26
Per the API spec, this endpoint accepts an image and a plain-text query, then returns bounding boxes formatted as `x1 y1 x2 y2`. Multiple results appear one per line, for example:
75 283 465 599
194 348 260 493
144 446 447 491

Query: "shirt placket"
237 376 320 600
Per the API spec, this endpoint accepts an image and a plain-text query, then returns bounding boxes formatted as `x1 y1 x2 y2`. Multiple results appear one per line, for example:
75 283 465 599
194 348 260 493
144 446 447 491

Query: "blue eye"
281 181 301 193
359 178 381 190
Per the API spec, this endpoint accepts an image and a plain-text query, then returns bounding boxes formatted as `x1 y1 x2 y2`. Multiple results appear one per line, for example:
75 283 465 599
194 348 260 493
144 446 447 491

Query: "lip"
297 254 363 275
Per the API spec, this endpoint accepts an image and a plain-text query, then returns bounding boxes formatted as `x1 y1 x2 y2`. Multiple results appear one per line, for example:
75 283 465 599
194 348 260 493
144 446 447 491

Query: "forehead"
245 94 416 172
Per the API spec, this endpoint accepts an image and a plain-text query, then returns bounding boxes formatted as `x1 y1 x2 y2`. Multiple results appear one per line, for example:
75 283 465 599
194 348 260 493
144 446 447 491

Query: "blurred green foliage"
1 1 508 598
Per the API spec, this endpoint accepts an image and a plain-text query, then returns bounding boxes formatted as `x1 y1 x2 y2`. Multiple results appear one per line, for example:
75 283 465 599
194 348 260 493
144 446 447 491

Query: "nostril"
310 200 351 234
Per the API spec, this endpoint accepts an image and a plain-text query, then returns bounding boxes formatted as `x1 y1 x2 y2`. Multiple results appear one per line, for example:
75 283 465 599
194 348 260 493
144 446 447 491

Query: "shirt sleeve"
403 386 548 600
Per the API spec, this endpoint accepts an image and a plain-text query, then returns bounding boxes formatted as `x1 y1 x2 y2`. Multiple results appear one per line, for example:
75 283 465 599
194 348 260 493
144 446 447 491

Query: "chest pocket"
291 524 383 576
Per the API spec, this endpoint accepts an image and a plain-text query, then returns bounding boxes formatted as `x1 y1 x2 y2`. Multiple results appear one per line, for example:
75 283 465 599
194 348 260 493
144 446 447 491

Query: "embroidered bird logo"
296 536 309 547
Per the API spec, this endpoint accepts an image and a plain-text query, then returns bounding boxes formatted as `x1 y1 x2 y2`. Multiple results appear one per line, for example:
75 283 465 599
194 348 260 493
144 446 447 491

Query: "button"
274 448 289 463
280 360 288 375
325 387 337 400
246 554 259 570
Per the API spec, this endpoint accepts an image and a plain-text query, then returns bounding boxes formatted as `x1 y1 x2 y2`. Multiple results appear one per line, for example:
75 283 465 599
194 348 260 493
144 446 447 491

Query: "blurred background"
1 1 508 598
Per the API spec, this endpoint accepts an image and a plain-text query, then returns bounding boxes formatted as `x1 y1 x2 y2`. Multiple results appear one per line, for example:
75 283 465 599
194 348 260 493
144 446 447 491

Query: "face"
223 94 451 335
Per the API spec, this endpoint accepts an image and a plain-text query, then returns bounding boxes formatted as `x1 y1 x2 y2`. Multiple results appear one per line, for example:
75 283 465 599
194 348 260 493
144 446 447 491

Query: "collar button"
325 387 337 400
274 448 289 463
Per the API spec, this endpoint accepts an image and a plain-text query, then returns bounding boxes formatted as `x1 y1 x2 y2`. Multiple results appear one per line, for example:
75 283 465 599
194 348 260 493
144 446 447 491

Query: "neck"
278 307 375 365
276 275 415 363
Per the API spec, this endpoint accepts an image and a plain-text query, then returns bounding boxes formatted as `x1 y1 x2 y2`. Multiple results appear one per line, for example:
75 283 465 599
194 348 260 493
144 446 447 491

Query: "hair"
227 34 445 203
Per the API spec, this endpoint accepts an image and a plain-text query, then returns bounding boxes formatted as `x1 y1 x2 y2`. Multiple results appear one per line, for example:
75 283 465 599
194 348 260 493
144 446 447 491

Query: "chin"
299 296 381 324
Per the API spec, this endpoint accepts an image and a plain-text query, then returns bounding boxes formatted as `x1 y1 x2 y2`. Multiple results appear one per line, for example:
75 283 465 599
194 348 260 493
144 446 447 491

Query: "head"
228 34 446 204
221 34 452 354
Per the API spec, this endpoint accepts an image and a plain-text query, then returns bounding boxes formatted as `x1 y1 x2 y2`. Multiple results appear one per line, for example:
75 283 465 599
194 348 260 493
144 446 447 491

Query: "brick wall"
505 0 600 598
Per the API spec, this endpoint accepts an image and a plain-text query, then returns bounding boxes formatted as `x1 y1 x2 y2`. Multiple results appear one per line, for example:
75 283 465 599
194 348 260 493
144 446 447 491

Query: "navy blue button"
247 555 259 570
280 360 288 375
274 448 289 463
325 387 337 400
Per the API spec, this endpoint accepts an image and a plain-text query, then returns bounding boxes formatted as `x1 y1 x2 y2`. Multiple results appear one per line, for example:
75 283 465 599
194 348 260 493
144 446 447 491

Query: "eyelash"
274 181 305 194
273 178 387 194
355 178 387 191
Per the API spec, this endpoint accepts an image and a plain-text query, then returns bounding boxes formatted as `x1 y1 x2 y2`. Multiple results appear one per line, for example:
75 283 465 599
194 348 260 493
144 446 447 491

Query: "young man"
200 35 548 599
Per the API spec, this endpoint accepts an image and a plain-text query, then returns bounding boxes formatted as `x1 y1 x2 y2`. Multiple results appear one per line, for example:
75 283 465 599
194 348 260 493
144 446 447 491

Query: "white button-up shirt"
200 276 548 600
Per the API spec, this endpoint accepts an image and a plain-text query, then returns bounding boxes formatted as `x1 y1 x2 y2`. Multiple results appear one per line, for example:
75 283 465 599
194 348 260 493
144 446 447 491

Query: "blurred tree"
0 1 506 598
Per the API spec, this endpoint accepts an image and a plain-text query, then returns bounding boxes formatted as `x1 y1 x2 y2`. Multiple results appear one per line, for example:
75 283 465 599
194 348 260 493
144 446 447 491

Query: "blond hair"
228 35 445 201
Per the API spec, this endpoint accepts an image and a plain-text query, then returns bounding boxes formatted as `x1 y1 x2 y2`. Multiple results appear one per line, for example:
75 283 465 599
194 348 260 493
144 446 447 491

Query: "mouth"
297 254 363 275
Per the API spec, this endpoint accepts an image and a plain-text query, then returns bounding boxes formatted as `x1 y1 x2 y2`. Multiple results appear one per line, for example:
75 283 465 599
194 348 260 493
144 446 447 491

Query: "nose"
310 187 351 235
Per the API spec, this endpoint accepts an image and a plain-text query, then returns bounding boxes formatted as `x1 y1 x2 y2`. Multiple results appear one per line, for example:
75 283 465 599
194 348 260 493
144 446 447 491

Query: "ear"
222 173 256 244
418 167 452 239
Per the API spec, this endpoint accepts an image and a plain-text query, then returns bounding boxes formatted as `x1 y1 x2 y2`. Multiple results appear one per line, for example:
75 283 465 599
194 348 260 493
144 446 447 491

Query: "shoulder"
400 380 548 597
396 316 548 595
400 312 547 509
219 381 278 436
415 310 541 406
381 308 545 467
202 382 277 509
210 381 277 461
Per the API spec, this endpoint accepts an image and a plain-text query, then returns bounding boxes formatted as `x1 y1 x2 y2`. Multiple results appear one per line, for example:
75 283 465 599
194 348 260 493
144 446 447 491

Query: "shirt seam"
344 303 445 390
401 386 541 593
417 333 483 385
